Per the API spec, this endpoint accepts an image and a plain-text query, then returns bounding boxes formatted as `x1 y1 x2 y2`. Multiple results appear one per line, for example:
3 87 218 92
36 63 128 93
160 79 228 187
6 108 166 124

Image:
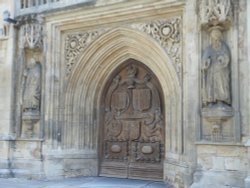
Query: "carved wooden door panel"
100 60 164 180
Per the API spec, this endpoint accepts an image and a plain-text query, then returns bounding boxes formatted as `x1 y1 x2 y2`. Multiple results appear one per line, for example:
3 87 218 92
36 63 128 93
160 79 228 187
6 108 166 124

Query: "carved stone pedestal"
21 111 40 139
202 104 233 142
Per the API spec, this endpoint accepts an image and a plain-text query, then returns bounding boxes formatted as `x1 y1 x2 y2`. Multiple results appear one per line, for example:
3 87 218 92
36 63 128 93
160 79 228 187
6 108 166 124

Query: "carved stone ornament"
19 15 44 49
65 29 107 76
130 18 182 77
199 0 232 28
64 18 182 79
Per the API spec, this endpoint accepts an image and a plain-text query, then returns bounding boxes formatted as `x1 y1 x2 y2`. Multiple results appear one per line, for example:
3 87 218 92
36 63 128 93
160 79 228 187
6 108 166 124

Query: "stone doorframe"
43 1 193 186
62 27 182 178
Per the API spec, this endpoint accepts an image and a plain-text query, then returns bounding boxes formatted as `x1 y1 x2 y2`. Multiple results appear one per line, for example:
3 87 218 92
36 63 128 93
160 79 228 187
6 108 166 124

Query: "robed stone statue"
201 28 231 107
22 58 41 113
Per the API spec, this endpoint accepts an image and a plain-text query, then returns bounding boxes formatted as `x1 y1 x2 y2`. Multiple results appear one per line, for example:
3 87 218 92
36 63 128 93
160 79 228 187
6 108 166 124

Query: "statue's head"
210 28 223 50
28 58 37 68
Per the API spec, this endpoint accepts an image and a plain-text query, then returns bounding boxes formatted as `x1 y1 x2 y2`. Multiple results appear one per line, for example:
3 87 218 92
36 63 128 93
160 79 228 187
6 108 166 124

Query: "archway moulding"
62 27 183 159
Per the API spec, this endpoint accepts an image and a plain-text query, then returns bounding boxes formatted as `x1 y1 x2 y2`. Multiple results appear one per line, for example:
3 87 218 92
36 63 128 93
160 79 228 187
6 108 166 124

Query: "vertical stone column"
0 1 15 177
244 0 250 186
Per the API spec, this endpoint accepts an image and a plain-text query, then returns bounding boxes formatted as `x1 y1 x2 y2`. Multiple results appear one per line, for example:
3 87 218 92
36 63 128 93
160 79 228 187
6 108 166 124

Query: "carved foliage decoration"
65 30 107 76
131 18 182 77
64 18 182 79
199 0 232 27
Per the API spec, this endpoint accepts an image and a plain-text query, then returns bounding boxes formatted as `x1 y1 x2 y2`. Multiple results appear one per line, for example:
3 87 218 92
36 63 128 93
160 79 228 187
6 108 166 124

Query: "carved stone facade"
0 0 249 188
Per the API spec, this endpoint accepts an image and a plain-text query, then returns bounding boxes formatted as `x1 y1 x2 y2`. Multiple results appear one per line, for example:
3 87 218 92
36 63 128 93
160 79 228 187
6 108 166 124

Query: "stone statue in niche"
201 27 231 107
22 57 41 114
20 57 41 138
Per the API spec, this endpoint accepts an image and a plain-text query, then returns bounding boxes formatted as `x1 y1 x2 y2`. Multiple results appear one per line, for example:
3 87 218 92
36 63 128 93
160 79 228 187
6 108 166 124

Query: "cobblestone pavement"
0 177 169 188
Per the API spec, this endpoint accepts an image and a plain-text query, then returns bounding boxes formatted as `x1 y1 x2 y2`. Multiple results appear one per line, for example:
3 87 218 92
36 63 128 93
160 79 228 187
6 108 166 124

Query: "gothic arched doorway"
99 59 165 180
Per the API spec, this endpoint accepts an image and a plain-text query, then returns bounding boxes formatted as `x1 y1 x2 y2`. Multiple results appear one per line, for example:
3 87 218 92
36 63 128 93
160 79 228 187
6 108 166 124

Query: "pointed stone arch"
63 27 182 158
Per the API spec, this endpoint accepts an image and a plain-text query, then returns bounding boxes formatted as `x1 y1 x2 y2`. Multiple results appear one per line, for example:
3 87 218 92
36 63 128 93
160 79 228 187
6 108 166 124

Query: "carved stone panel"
100 59 164 180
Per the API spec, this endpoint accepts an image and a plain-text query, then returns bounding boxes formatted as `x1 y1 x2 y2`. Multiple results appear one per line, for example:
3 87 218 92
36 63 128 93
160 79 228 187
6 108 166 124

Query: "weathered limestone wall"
0 0 15 178
192 145 248 187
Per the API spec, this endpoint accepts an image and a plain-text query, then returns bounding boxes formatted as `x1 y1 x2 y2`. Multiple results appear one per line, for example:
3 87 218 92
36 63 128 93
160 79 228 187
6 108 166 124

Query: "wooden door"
99 60 164 180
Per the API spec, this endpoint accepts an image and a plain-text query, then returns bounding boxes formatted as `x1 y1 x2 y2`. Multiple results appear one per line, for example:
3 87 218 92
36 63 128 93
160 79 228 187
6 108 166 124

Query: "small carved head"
127 64 138 78
210 28 223 50
27 58 37 68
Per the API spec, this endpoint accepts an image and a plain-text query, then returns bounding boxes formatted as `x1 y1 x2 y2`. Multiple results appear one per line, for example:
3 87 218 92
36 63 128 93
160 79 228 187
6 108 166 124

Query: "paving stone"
0 177 169 188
